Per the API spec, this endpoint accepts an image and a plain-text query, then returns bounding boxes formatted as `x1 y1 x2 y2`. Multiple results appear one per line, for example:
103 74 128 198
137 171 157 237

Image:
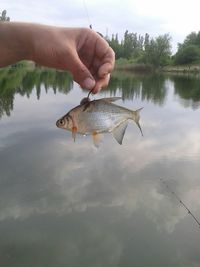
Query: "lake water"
0 67 200 267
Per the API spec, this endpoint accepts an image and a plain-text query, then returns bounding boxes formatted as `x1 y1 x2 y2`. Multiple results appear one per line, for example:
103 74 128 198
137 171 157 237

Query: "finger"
69 51 95 90
98 62 113 77
95 42 115 77
89 48 115 79
92 73 110 94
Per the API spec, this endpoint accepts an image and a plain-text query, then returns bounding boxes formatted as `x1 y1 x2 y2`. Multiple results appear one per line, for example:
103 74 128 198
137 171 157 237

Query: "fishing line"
82 1 104 38
82 0 92 28
159 178 200 229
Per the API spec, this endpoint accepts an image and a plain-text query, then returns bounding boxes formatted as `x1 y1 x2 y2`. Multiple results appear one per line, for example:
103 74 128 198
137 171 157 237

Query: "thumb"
69 52 95 90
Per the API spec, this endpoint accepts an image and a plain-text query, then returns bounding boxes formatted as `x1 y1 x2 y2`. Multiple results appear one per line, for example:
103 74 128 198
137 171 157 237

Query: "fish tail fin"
132 108 143 136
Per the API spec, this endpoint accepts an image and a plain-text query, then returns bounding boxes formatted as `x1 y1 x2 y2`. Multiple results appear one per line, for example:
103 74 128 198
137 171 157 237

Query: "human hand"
0 23 115 93
30 26 115 93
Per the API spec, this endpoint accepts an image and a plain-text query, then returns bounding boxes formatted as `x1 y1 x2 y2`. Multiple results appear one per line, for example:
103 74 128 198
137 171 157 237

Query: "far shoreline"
115 61 200 75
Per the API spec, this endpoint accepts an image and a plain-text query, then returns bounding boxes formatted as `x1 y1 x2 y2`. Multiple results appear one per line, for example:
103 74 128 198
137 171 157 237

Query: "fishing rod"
159 178 200 229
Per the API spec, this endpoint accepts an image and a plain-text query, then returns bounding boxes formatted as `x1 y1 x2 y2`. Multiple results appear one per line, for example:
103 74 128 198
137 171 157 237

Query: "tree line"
173 32 200 64
106 31 172 67
106 30 200 67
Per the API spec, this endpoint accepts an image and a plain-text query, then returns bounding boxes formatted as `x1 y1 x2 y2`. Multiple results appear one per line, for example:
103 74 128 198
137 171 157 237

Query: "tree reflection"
170 74 200 109
108 71 167 105
0 67 73 118
1 67 200 119
108 71 200 109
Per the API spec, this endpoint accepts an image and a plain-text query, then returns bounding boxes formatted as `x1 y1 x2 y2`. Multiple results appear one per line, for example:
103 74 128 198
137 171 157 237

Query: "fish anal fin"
92 132 103 148
112 121 128 145
72 126 77 142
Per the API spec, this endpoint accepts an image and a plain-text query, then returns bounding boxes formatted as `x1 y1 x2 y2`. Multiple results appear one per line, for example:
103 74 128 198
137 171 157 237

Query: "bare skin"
0 22 115 93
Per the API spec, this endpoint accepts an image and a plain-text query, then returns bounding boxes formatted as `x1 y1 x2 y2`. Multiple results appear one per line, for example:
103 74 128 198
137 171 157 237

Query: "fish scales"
56 97 143 145
75 100 133 134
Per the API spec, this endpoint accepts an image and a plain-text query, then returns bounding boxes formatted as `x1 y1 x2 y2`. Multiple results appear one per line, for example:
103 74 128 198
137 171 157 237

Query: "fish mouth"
56 119 60 128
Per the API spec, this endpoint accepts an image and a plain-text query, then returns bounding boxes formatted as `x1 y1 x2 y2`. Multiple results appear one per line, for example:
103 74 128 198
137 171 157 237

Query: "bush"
174 45 200 65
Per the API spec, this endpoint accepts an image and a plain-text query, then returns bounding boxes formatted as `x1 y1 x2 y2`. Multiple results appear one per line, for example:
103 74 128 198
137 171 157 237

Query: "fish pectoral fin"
101 97 122 102
72 126 77 142
112 121 128 145
92 132 103 148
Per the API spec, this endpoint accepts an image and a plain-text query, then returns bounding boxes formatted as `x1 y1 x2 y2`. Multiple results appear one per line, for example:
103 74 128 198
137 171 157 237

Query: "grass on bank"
115 58 200 74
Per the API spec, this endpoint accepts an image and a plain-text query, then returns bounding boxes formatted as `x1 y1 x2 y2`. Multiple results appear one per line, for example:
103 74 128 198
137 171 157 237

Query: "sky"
1 0 200 53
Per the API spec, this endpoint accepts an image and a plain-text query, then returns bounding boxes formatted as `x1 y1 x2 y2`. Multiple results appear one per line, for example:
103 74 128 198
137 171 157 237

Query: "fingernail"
82 77 95 90
93 87 101 94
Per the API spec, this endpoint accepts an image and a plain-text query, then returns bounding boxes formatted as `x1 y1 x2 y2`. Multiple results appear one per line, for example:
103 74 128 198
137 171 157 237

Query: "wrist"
0 22 33 66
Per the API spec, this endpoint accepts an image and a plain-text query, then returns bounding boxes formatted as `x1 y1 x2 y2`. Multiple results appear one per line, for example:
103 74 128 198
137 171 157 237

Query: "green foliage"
175 31 200 65
106 34 123 59
171 75 200 103
115 58 130 65
179 31 200 48
123 31 138 58
174 45 200 64
145 34 171 67
107 72 167 105
0 66 73 118
0 10 10 21
107 31 172 68
107 31 146 60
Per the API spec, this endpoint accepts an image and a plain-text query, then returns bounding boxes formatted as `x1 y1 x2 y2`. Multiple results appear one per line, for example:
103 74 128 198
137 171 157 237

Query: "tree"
179 31 200 48
144 33 150 50
107 34 123 59
107 31 172 67
0 10 10 21
174 45 200 64
175 30 200 65
123 30 134 59
144 34 172 67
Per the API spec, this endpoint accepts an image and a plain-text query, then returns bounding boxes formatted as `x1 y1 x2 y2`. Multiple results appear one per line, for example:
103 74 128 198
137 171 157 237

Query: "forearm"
0 22 33 67
0 22 76 69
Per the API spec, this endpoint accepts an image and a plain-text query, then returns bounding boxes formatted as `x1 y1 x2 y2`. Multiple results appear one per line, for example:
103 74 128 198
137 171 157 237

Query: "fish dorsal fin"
92 132 103 148
112 121 128 145
101 97 122 102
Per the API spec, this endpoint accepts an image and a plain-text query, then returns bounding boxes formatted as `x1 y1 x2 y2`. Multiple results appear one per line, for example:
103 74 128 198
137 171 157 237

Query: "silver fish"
56 97 143 146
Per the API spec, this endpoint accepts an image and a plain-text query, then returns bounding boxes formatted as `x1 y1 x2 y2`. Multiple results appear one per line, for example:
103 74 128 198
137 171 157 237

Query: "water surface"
0 67 200 267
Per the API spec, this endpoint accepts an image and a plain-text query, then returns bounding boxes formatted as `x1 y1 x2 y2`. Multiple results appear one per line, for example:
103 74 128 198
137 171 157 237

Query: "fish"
56 97 143 146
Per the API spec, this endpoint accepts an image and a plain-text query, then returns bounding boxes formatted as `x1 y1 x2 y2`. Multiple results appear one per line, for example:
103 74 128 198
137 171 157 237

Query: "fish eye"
59 119 65 125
